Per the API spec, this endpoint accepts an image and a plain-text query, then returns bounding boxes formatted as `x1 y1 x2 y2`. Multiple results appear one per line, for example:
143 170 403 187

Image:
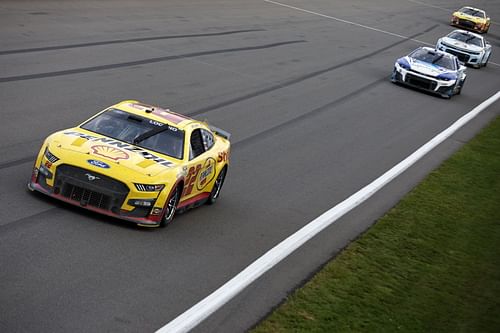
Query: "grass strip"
253 116 500 333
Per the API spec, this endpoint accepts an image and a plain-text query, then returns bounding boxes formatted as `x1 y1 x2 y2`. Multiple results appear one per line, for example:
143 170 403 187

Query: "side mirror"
459 64 466 71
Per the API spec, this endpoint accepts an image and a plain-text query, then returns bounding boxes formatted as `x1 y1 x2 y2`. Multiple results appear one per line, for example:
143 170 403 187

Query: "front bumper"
29 162 166 227
392 63 457 96
436 42 483 66
451 17 487 33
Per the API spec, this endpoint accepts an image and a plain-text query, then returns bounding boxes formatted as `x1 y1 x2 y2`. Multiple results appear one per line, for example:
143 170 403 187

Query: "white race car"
436 29 492 68
391 47 467 99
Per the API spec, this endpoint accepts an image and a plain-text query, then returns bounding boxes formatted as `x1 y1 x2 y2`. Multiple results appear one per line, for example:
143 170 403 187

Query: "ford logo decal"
87 159 110 169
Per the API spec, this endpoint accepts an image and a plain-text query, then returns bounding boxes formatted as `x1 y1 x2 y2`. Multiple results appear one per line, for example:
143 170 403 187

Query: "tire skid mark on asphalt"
187 25 439 117
0 156 35 170
0 29 266 56
0 207 58 232
0 77 386 231
233 77 387 149
264 0 433 45
264 0 500 67
0 26 437 170
0 40 305 83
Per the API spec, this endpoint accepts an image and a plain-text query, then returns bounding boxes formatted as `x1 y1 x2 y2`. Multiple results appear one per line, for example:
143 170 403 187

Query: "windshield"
410 49 456 70
459 7 485 18
81 109 184 159
448 31 482 47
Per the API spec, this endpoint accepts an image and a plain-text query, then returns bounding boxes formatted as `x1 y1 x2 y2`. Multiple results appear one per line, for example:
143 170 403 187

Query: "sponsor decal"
64 131 173 167
87 159 110 169
182 158 217 196
197 158 216 191
218 150 229 163
91 145 129 161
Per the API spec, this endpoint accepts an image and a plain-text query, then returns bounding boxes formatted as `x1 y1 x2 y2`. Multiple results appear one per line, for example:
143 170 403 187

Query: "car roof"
459 6 486 14
111 100 199 130
410 47 457 62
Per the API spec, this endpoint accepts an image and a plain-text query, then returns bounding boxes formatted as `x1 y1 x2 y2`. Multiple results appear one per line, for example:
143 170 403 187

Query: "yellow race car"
28 100 230 227
451 6 491 34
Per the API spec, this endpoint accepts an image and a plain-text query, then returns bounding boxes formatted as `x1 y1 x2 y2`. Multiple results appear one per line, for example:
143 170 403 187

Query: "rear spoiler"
209 125 231 140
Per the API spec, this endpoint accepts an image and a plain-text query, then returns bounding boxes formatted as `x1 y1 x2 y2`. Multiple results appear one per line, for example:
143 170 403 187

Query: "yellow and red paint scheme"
451 6 491 34
29 100 230 227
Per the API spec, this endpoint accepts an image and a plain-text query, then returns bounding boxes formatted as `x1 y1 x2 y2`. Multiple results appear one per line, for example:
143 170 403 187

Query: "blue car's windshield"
81 109 184 160
410 49 457 70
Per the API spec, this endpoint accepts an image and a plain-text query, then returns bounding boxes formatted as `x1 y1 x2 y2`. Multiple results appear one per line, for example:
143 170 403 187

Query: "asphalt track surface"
1 1 499 332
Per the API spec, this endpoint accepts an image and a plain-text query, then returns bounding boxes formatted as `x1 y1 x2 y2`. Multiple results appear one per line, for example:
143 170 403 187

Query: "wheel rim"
164 189 178 222
212 171 225 199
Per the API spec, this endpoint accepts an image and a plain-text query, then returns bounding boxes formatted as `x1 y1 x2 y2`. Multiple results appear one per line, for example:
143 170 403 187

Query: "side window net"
202 129 215 151
190 129 205 159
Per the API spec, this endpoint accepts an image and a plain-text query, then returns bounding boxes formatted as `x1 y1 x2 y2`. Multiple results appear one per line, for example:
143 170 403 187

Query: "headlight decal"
436 72 457 81
44 148 60 163
134 183 165 192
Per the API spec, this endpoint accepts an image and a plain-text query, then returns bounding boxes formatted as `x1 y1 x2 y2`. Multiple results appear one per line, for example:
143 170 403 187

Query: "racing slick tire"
390 68 398 83
456 78 466 95
160 185 181 227
442 79 464 99
207 167 227 205
482 54 490 67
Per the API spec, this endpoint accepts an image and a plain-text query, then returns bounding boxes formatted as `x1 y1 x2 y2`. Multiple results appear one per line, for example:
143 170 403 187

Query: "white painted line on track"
156 91 500 333
263 0 432 46
263 0 500 67
263 0 500 68
405 0 499 26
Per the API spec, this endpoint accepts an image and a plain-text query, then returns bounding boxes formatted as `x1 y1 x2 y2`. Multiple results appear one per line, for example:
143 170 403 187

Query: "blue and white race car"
436 29 492 68
391 47 467 99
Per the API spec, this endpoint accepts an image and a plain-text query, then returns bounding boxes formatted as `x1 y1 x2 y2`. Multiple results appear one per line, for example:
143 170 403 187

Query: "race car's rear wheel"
160 185 181 227
207 167 227 205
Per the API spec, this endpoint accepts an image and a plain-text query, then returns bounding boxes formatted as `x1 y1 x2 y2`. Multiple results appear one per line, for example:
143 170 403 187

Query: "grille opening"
446 49 470 62
405 74 437 90
61 183 112 210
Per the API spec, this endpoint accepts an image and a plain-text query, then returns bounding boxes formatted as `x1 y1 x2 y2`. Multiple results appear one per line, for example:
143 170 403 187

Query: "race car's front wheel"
207 167 227 205
390 69 398 83
160 185 181 227
456 78 465 95
482 54 490 67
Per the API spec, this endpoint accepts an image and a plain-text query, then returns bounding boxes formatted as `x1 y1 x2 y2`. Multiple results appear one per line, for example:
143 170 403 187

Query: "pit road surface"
1 1 499 332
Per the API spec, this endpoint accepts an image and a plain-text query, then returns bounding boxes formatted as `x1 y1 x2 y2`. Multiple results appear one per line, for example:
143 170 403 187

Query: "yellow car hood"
453 12 486 24
47 128 179 177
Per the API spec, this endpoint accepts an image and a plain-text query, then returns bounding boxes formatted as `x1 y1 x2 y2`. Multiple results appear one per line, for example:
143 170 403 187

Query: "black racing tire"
160 185 181 227
390 68 398 83
483 54 490 67
207 167 227 205
456 78 466 95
